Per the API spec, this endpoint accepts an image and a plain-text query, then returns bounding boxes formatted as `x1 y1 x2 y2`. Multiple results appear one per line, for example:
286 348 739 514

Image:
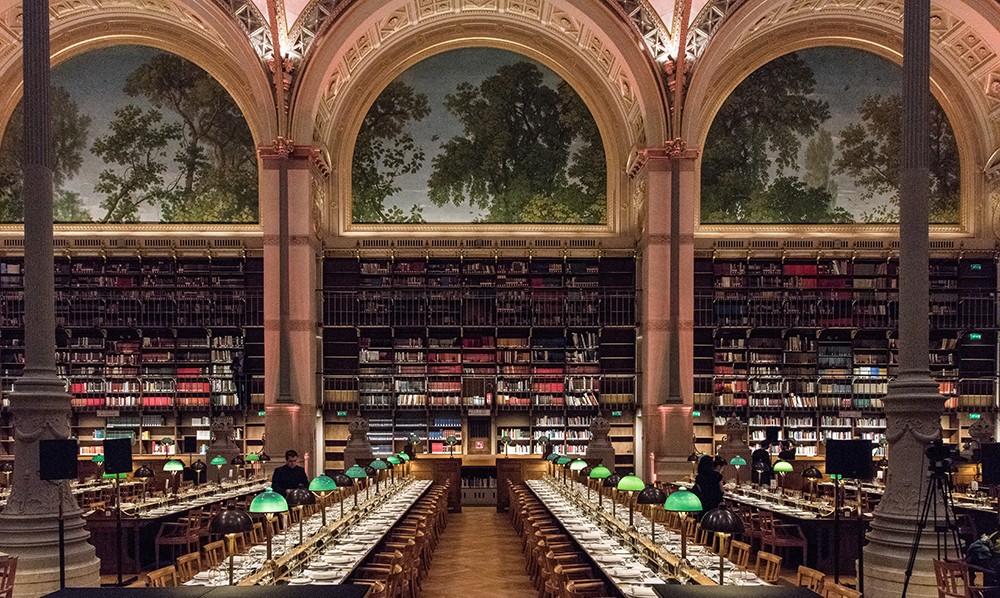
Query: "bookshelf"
694 253 998 459
322 255 637 472
0 251 264 458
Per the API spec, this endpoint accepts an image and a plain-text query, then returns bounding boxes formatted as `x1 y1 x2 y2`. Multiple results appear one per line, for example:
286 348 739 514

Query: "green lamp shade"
773 460 793 473
102 472 128 479
445 435 459 445
249 488 289 513
245 453 260 462
664 488 703 513
537 435 549 444
346 465 368 479
569 459 588 472
91 454 105 464
730 456 747 467
398 453 410 461
556 456 572 466
387 455 402 465
163 459 185 472
500 435 512 445
210 456 227 466
589 465 612 479
309 474 338 493
370 458 388 470
616 474 645 492
546 453 560 462
829 473 843 480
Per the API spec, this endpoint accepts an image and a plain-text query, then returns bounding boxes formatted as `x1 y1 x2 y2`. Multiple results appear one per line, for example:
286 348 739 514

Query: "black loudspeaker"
765 427 781 445
182 436 198 455
826 439 874 480
980 443 1000 486
39 439 79 480
103 438 132 474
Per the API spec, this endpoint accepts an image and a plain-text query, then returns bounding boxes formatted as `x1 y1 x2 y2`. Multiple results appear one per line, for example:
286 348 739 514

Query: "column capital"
626 138 699 177
258 138 330 177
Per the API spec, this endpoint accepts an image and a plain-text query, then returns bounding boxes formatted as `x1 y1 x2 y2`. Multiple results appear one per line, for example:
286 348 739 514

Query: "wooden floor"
420 507 537 598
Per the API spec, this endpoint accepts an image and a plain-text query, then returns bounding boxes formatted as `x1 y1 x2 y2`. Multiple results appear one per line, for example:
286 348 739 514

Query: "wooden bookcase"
694 252 998 459
321 255 638 472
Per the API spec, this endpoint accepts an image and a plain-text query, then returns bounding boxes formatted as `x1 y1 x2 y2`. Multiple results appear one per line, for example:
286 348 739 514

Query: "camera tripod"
901 448 962 598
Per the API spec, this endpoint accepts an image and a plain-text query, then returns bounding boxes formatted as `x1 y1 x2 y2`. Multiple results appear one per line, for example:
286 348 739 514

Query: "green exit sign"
611 410 622 417
692 411 701 417
970 413 982 420
970 332 983 341
337 410 349 417
257 410 266 417
971 263 983 270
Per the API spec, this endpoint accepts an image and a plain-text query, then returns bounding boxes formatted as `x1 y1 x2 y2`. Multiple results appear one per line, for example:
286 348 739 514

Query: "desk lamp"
230 455 245 480
370 459 388 493
92 453 104 480
248 487 288 565
408 432 421 455
729 455 747 485
687 451 700 477
588 465 611 505
580 466 593 497
346 465 367 509
636 485 666 542
210 504 253 584
616 474 646 527
245 452 260 479
133 465 154 502
210 455 227 486
877 457 889 482
334 473 352 519
556 456 572 485
545 452 560 477
0 461 12 488
190 459 206 486
309 474 337 526
802 465 822 498
700 503 744 585
363 465 376 500
603 473 622 517
163 459 184 495
500 434 512 457
773 460 793 495
536 435 549 456
445 435 459 458
569 459 588 493
286 485 316 545
387 455 401 484
663 488 702 561
752 459 769 488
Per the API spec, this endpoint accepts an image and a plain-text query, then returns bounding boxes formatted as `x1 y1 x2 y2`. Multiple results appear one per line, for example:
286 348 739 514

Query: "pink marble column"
634 141 699 482
258 140 320 478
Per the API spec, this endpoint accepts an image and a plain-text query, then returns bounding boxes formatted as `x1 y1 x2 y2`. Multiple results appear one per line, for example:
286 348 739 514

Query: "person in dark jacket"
271 449 309 497
692 454 724 517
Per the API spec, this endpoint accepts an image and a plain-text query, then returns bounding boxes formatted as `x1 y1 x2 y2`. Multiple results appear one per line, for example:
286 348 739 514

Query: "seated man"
271 449 309 497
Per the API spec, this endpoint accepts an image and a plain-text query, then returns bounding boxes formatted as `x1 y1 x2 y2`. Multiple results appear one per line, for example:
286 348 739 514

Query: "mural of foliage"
352 49 606 225
0 47 257 224
701 47 959 225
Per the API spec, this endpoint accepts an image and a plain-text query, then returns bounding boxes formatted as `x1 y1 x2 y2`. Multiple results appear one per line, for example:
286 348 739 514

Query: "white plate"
288 578 312 585
323 555 355 565
579 531 603 540
613 568 644 579
306 570 341 580
336 544 367 552
594 555 625 564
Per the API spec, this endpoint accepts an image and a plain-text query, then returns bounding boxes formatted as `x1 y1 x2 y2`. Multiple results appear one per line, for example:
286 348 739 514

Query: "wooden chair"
760 511 808 566
728 539 751 569
202 540 226 569
0 555 17 598
933 558 1000 598
154 518 200 567
146 565 178 588
797 565 826 593
564 580 611 597
174 551 201 583
754 550 782 583
825 583 862 598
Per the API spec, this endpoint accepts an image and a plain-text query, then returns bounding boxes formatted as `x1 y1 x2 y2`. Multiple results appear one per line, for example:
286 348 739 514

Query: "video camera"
925 439 959 474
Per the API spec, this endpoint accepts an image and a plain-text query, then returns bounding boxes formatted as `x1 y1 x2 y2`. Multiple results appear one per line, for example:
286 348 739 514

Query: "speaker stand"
56 482 65 589
833 476 841 585
101 477 137 587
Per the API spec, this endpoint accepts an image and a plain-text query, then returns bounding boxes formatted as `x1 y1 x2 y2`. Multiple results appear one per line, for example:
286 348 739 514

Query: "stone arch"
289 0 670 238
0 0 278 196
682 0 1000 240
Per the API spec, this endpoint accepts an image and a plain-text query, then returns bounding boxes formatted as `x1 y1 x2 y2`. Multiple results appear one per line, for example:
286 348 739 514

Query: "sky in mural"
352 47 607 224
0 45 258 223
701 46 959 224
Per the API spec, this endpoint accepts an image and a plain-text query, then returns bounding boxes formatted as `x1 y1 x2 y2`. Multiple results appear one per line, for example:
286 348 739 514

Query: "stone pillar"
0 2 100 594
583 412 616 470
342 418 374 469
864 2 944 596
634 141 698 483
259 139 321 478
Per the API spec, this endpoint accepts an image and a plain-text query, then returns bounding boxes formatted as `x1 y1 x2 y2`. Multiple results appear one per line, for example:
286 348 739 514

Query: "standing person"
271 449 309 497
692 455 724 517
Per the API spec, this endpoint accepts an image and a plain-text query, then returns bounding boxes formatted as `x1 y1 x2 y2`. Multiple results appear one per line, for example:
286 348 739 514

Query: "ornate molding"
687 0 747 62
646 318 670 330
606 0 672 62
627 139 698 176
211 0 273 59
264 318 316 331
262 234 315 245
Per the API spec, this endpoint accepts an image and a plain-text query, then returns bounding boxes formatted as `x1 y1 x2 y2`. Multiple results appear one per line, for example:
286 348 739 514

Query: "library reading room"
1 0 999 597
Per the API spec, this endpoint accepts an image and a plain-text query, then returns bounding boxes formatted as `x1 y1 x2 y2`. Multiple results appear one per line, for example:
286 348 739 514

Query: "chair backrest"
728 540 751 569
934 558 972 598
174 551 201 583
146 565 178 588
797 565 826 592
565 580 609 597
0 555 17 598
754 551 782 583
825 583 862 598
202 540 226 568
